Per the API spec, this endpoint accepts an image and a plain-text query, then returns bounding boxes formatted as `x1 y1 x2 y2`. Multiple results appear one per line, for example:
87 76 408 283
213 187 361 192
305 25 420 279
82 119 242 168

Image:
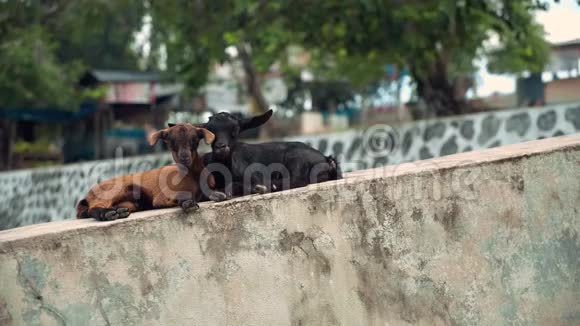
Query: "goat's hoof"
102 210 118 221
180 200 199 212
94 208 118 221
209 191 228 202
116 207 131 219
254 185 267 194
96 207 131 221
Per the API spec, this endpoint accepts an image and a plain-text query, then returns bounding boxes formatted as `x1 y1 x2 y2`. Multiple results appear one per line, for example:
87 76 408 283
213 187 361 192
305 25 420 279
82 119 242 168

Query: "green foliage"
486 11 551 74
13 140 53 154
0 25 82 108
149 0 557 111
0 0 145 109
1 0 562 111
54 0 146 70
294 0 551 81
148 0 296 94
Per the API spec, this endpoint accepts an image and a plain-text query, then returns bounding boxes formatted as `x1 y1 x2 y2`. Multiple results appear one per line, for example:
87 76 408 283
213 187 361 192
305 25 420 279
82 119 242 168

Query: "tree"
149 0 296 113
0 1 80 108
150 0 560 118
288 0 553 117
53 0 146 71
0 0 146 169
0 1 78 169
0 0 146 108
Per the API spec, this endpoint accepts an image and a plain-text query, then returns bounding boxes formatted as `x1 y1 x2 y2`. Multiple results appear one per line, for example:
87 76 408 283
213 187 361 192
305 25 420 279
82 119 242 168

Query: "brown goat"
76 124 217 221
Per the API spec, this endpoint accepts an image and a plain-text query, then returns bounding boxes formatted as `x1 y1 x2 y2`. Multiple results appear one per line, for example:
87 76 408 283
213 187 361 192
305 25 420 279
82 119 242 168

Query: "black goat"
170 110 341 199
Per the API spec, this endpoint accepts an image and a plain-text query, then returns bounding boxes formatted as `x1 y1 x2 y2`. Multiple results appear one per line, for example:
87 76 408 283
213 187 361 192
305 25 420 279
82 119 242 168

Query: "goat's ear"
239 109 273 132
148 129 168 146
196 128 215 145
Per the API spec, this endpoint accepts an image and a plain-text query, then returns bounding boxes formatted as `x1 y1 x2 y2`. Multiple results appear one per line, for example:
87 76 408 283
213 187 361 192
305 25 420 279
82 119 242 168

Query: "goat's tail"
326 156 343 180
76 198 90 219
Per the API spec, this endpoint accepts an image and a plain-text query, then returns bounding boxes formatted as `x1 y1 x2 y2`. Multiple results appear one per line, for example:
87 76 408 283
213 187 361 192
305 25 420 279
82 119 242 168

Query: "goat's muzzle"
214 146 230 158
177 157 191 168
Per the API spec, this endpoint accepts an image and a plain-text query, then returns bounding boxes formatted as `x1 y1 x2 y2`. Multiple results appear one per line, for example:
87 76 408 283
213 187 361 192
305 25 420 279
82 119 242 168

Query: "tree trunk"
412 58 465 119
236 44 269 113
237 43 272 139
416 77 463 118
0 119 15 171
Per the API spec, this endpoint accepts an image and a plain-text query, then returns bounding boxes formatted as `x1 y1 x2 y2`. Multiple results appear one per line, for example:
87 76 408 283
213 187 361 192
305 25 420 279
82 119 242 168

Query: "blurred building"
0 69 183 170
544 38 580 103
481 39 580 109
0 105 95 169
79 69 183 159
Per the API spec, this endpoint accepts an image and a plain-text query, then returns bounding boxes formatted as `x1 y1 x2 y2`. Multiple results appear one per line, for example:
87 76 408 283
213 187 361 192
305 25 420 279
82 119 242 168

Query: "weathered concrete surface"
0 134 579 325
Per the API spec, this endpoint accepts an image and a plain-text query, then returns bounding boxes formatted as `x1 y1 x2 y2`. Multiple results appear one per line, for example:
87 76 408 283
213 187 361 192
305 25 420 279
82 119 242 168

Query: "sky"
477 0 580 97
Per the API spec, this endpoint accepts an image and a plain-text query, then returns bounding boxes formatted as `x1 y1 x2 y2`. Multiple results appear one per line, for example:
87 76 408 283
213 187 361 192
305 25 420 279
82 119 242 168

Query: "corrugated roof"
90 69 163 82
551 38 580 49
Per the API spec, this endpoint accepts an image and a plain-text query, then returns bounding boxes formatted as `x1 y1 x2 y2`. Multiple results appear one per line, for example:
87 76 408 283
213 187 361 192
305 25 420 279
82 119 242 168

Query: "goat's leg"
111 201 139 219
152 192 178 208
271 177 292 192
240 181 259 196
226 181 237 199
105 186 142 220
207 180 230 202
88 205 123 221
253 184 268 194
88 202 134 221
87 197 129 221
202 188 228 202
249 176 270 195
88 207 114 221
86 183 137 221
208 191 228 202
207 181 242 201
177 191 202 212
198 170 226 202
152 191 199 212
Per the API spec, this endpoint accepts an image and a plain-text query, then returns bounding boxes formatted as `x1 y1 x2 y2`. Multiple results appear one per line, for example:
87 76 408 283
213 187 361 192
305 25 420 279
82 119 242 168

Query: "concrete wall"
290 102 580 171
1 135 578 325
1 103 579 230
